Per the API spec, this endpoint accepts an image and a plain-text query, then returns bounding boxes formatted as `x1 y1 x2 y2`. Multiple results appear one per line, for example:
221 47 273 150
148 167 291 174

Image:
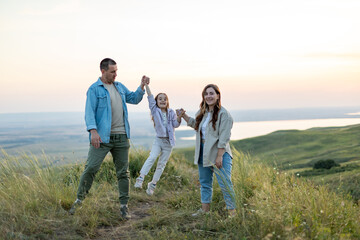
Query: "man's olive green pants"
77 134 130 205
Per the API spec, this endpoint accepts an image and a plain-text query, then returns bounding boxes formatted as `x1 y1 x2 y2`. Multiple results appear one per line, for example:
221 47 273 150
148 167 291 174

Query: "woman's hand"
215 155 223 169
215 148 225 168
176 108 185 117
176 108 190 122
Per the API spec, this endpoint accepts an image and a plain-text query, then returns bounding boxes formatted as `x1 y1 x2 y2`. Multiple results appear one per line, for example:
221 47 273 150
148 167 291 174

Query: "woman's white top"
201 112 212 140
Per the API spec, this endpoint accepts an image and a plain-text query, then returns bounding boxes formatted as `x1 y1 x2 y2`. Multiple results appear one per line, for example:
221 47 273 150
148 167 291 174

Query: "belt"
110 134 126 141
201 139 205 144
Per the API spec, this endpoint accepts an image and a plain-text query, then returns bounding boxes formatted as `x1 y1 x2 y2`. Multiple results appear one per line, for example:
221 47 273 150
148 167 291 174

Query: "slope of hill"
231 124 360 169
174 124 360 201
1 149 360 239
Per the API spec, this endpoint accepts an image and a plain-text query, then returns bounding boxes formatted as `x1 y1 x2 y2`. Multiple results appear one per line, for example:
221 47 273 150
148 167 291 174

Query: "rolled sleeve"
125 86 145 104
85 88 98 132
187 117 196 128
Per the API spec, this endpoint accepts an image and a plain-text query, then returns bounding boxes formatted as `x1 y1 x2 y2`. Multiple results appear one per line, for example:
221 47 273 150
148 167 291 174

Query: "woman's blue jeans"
198 143 236 210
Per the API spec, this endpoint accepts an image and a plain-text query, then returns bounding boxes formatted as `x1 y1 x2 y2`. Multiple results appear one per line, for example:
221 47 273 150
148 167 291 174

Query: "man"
69 58 149 220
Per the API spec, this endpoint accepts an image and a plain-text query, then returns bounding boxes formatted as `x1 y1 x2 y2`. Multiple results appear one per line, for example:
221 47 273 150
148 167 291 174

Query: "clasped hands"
176 108 186 118
141 76 150 89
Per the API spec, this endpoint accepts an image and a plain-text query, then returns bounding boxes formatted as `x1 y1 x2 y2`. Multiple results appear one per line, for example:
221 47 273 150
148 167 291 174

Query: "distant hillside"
174 124 360 169
174 124 360 202
231 124 360 169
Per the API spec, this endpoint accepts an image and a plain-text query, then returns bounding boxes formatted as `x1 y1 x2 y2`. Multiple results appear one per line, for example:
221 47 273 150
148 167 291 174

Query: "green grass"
1 148 360 239
231 124 360 169
227 124 360 202
309 169 360 203
295 163 360 177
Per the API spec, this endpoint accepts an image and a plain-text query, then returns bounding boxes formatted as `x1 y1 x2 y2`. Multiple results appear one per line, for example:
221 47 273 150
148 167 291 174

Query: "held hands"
176 108 190 122
141 75 150 90
175 108 185 123
176 108 186 117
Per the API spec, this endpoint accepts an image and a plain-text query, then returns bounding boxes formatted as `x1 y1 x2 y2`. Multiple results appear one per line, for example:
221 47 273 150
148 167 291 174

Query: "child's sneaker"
134 176 144 189
146 182 156 195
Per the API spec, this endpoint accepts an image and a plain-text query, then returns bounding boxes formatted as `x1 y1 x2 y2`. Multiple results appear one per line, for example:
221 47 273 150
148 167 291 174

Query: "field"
1 145 360 239
231 124 360 168
2 122 360 239
231 124 360 202
175 124 360 202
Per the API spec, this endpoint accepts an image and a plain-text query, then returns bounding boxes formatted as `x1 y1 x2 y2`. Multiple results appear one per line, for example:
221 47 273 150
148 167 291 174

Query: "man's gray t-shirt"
104 83 126 134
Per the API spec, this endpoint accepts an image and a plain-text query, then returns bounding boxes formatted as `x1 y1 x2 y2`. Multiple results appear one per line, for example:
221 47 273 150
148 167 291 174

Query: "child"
134 83 182 195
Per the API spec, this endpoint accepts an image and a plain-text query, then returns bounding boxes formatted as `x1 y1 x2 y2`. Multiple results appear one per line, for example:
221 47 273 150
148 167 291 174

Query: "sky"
1 0 360 113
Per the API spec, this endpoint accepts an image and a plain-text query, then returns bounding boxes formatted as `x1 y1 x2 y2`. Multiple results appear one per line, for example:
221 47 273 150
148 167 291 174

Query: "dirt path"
94 201 155 240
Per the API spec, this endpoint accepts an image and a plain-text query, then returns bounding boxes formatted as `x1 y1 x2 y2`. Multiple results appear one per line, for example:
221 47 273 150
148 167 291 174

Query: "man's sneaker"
134 176 144 189
120 205 131 220
69 199 82 215
228 209 237 219
146 182 156 196
191 208 210 217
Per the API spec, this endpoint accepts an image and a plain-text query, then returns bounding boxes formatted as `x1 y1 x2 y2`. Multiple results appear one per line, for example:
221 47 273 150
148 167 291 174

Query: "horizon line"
1 105 360 115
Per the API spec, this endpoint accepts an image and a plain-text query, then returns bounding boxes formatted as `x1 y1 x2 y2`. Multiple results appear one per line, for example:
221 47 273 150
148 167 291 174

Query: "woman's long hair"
151 93 169 126
194 84 221 131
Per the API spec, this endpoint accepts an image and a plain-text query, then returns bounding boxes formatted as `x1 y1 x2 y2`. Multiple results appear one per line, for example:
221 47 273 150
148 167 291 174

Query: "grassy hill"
1 148 360 239
174 124 360 169
231 124 360 169
230 124 360 202
175 124 360 202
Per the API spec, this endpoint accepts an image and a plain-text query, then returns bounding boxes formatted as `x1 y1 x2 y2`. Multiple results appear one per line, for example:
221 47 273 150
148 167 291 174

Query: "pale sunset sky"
0 0 360 113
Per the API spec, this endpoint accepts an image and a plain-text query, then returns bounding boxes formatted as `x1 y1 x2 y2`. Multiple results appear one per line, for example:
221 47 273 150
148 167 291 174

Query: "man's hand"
141 75 150 90
90 129 102 149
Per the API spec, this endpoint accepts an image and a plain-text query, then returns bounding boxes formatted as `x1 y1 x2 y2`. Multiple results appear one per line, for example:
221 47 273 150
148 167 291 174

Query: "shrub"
313 159 340 170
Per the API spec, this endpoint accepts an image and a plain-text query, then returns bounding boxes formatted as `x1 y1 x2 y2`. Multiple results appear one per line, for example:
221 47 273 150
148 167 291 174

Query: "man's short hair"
100 58 117 71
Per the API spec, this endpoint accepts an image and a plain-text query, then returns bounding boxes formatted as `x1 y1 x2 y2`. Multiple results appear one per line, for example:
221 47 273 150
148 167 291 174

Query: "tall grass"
1 148 360 239
230 149 360 239
0 150 77 239
0 148 193 239
136 148 360 239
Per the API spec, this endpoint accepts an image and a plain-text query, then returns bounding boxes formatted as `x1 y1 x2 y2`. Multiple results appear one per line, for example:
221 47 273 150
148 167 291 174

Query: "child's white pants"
140 137 173 183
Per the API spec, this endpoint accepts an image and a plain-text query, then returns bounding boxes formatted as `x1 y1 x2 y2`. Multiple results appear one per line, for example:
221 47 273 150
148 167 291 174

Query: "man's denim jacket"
85 78 145 143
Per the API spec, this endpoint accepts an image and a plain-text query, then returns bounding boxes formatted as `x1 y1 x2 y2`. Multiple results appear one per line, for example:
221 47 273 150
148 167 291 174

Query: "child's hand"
141 76 150 86
176 108 185 117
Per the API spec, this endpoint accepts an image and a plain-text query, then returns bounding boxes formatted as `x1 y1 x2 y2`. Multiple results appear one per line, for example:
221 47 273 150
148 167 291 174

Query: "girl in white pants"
134 83 181 195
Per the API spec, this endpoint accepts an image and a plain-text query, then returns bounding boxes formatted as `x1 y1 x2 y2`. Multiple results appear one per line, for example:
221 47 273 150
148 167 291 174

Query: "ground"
93 200 156 240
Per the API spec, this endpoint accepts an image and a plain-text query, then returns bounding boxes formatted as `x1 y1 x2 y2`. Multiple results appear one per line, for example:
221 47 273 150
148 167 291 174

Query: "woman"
179 84 236 217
